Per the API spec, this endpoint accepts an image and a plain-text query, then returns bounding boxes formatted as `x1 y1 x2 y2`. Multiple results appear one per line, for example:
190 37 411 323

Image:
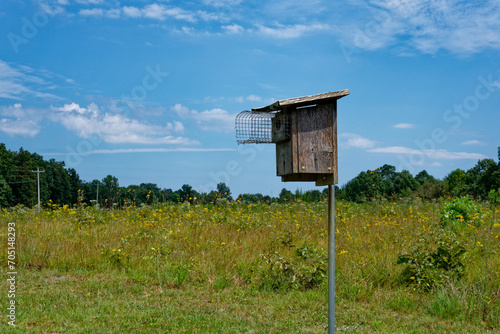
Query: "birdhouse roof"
251 89 350 112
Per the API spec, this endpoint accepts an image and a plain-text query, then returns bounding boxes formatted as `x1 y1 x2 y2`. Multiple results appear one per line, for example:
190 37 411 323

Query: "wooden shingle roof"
252 89 350 112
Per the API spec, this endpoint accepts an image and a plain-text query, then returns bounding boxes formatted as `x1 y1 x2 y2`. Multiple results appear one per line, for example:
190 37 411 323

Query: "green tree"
415 170 444 199
445 169 467 197
466 159 499 199
102 175 119 208
67 168 82 204
83 179 101 206
393 170 418 197
11 148 37 207
169 190 181 203
45 159 72 205
137 183 161 205
179 184 197 203
0 175 12 207
238 193 264 203
216 182 231 200
303 189 322 202
415 170 435 185
279 188 294 202
0 144 14 207
342 170 383 202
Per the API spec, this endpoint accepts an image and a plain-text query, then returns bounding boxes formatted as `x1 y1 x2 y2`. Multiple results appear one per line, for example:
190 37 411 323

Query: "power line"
0 168 33 171
5 180 36 185
47 184 97 195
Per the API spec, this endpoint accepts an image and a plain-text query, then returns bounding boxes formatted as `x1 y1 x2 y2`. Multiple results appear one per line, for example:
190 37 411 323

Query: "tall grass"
1 198 499 332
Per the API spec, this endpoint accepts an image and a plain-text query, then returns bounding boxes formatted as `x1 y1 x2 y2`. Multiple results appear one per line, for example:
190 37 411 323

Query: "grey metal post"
328 184 335 334
37 168 40 212
31 167 44 213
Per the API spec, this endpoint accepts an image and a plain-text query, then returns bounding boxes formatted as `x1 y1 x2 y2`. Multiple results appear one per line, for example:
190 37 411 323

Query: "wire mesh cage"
235 110 273 144
235 110 291 144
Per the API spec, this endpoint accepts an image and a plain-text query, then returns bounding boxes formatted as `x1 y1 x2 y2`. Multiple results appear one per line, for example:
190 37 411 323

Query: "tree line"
338 147 500 202
0 143 234 208
1 143 499 208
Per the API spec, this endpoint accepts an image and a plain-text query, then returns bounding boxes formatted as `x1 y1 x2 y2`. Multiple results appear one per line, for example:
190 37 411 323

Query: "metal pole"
37 167 41 213
328 184 335 334
31 167 44 213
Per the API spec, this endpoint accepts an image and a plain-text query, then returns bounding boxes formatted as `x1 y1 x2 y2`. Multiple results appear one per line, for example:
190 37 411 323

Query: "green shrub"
77 206 107 224
440 196 484 229
397 234 466 291
488 189 500 205
259 244 327 291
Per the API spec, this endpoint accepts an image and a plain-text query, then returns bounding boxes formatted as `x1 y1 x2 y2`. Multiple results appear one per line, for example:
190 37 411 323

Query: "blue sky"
1 0 499 196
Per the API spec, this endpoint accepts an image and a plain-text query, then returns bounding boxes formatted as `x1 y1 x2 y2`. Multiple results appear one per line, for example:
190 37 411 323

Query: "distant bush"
488 189 500 205
397 234 466 291
440 196 485 229
258 232 327 291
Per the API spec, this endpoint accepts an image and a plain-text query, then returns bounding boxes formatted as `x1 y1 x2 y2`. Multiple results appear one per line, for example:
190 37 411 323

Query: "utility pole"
96 183 99 206
31 167 45 213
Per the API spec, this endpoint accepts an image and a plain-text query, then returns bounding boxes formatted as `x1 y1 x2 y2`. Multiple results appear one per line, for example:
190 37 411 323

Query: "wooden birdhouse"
235 89 349 186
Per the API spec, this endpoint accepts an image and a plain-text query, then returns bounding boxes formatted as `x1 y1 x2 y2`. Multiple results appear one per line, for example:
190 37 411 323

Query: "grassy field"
1 198 499 333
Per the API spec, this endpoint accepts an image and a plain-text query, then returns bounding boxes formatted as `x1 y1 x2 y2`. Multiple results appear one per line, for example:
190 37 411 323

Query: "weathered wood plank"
281 174 318 182
297 104 334 174
252 89 349 112
279 90 349 108
281 173 335 185
291 107 299 174
316 174 335 186
276 140 293 175
332 100 338 184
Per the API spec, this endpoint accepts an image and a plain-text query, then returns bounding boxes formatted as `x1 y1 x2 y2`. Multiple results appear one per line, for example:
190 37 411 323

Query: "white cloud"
235 94 274 104
122 6 142 18
346 0 500 54
368 146 487 160
105 8 121 19
0 60 61 101
140 4 197 22
202 0 243 7
37 1 66 16
0 118 41 137
79 8 104 17
77 3 204 22
197 10 222 22
171 103 235 132
171 104 191 117
75 0 105 4
50 102 197 145
393 123 414 129
340 133 377 149
56 102 90 114
79 7 122 19
0 101 195 144
246 94 261 102
256 23 331 39
0 104 44 137
461 140 487 146
222 24 244 34
45 147 236 155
